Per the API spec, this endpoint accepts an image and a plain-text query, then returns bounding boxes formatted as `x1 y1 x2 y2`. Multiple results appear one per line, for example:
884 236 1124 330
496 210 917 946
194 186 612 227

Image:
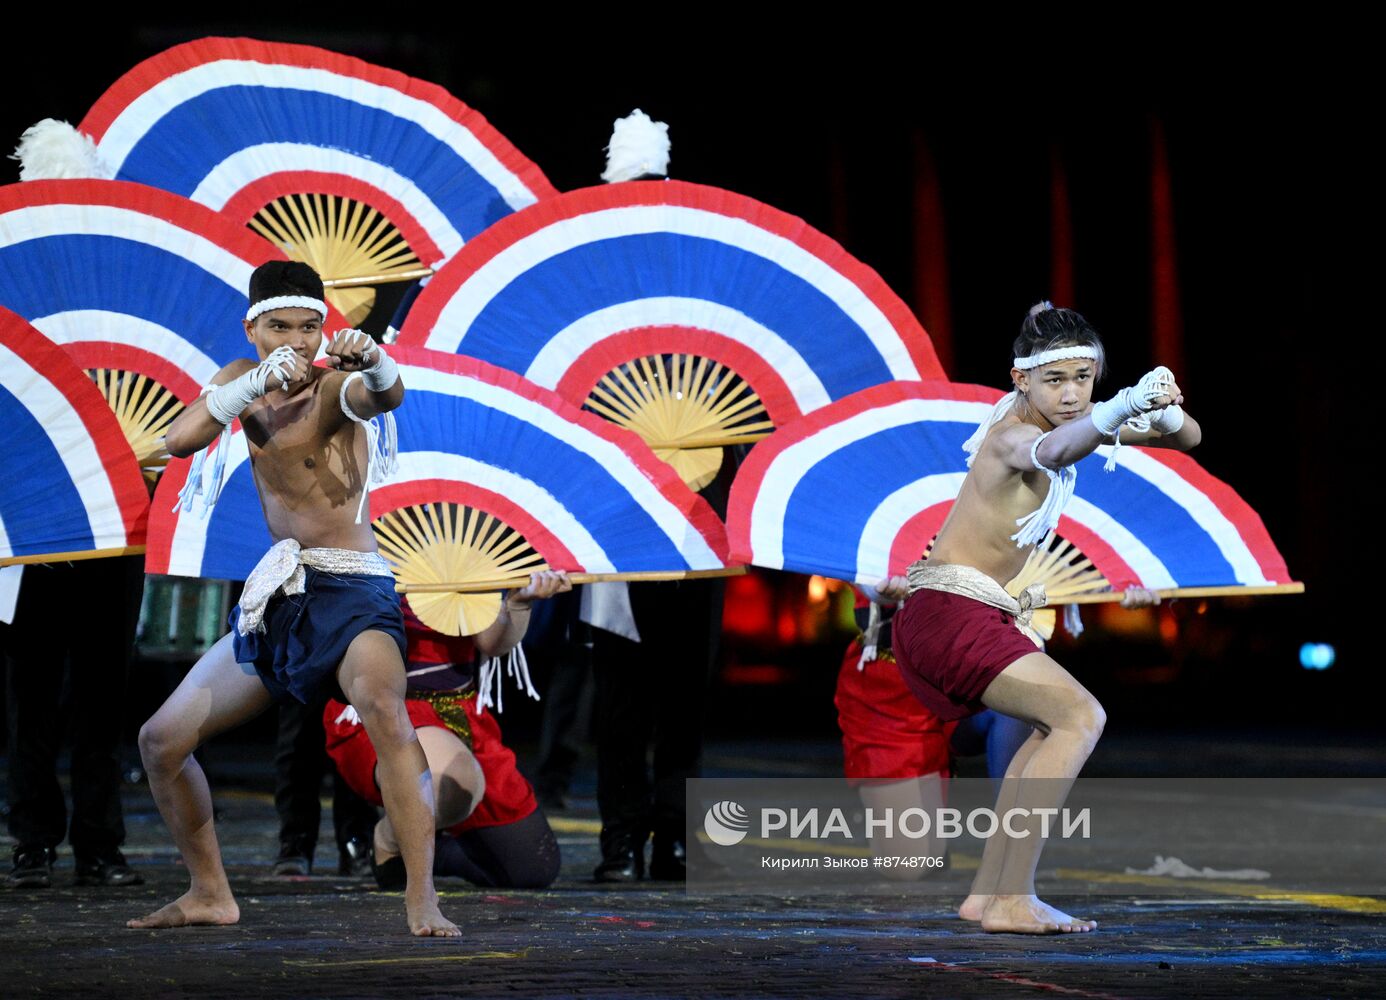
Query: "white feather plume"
11 119 111 180
601 109 670 184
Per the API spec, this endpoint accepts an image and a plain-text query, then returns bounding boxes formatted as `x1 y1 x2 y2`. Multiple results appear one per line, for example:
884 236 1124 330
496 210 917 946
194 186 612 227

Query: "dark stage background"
0 23 1370 731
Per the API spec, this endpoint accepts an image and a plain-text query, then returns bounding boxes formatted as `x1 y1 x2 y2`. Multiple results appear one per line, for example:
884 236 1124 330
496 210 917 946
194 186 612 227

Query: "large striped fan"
395 181 945 489
727 381 1299 602
80 37 557 324
146 349 733 634
0 307 148 565
0 179 348 479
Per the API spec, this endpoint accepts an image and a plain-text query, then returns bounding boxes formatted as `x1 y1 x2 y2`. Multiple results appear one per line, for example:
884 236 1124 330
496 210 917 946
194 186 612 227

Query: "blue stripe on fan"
199 463 274 581
1072 453 1236 587
117 88 512 236
771 419 1237 587
399 389 694 570
778 421 972 579
0 236 247 362
0 383 95 556
459 233 898 396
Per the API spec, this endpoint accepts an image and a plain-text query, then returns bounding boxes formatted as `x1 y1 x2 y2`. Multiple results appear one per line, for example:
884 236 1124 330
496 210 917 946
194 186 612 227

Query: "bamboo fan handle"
397 566 747 594
0 545 146 567
323 268 434 289
644 432 775 449
1051 583 1305 605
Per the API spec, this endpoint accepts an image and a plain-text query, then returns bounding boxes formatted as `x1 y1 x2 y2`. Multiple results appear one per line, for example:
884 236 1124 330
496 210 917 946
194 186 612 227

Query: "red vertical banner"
1149 117 1185 378
911 130 953 375
1049 142 1075 307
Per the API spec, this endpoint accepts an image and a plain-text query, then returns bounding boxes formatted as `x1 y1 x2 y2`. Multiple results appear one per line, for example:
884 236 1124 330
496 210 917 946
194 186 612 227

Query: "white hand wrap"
354 336 398 393
1146 404 1185 434
1091 366 1176 436
205 346 297 425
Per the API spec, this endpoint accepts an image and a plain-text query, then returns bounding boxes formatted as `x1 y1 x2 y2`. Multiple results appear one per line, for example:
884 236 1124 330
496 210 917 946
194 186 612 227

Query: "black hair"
248 259 325 305
1012 302 1106 380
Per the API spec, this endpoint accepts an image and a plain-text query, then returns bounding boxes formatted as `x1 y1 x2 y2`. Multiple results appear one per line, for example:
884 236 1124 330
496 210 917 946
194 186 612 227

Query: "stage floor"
3 734 1384 998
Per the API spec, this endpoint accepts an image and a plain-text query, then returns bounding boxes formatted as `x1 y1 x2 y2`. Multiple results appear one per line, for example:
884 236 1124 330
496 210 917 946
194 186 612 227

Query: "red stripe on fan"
393 348 731 563
727 380 1001 562
0 307 148 543
0 179 351 333
550 325 803 425
887 501 952 576
368 479 583 572
1053 515 1143 592
61 342 204 403
142 451 194 574
219 171 445 267
1119 447 1292 583
79 37 557 203
398 181 944 379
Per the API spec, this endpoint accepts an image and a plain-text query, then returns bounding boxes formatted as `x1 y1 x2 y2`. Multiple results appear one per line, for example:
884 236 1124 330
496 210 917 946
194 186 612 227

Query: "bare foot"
980 895 1096 934
127 890 239 929
958 894 988 921
407 894 460 938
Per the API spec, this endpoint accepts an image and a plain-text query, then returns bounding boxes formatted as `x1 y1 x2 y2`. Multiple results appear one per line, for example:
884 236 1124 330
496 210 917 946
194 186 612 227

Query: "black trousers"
533 590 593 799
593 578 723 841
3 557 143 857
274 693 377 855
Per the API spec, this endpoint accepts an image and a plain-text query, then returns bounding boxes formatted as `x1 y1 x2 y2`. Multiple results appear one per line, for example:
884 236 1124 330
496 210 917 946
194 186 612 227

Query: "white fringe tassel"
478 644 540 713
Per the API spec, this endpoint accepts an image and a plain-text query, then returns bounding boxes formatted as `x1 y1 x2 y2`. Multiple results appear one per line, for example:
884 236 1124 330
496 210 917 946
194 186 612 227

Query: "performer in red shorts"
892 302 1202 934
326 571 570 889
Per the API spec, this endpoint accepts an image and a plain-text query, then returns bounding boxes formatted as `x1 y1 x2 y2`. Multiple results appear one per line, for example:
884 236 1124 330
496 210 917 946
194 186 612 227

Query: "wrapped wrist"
205 347 294 424
1147 404 1184 434
361 343 399 392
1091 389 1137 435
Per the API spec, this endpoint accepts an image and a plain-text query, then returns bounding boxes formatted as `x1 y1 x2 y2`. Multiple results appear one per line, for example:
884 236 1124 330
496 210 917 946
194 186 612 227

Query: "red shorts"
835 639 954 783
892 588 1042 722
324 693 538 833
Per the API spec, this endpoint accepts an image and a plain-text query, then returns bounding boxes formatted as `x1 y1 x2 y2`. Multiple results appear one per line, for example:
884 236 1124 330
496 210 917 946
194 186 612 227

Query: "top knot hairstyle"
1013 301 1106 379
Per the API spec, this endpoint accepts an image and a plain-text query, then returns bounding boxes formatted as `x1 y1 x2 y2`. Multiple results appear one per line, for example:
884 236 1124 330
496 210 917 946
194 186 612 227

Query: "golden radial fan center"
86 368 184 483
372 503 549 637
248 193 425 327
1005 532 1112 640
583 353 775 491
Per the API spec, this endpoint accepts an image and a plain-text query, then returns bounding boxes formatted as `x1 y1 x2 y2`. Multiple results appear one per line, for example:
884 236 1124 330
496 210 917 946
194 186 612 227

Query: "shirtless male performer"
128 261 457 936
892 302 1202 934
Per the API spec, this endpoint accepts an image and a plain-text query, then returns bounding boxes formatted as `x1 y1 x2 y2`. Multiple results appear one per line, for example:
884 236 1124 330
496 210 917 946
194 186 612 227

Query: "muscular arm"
164 359 255 457
995 370 1189 472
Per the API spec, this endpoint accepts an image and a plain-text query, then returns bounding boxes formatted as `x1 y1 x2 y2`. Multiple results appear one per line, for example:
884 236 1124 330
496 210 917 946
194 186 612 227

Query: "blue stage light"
1299 643 1336 670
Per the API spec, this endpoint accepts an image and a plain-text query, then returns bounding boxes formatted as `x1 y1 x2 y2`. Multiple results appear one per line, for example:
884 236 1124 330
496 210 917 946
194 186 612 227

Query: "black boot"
6 846 56 889
74 849 144 887
593 827 646 882
272 834 314 876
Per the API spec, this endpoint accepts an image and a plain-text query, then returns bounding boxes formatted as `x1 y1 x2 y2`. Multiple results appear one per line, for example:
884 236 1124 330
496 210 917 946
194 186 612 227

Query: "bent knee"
137 718 193 771
350 692 414 744
1068 697 1106 746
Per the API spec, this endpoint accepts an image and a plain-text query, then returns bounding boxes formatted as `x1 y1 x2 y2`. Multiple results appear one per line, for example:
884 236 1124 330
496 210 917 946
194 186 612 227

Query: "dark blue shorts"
230 569 407 704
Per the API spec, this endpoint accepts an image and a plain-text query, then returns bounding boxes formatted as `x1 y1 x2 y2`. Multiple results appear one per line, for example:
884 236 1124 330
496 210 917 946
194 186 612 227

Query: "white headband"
246 295 327 323
1013 345 1098 370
